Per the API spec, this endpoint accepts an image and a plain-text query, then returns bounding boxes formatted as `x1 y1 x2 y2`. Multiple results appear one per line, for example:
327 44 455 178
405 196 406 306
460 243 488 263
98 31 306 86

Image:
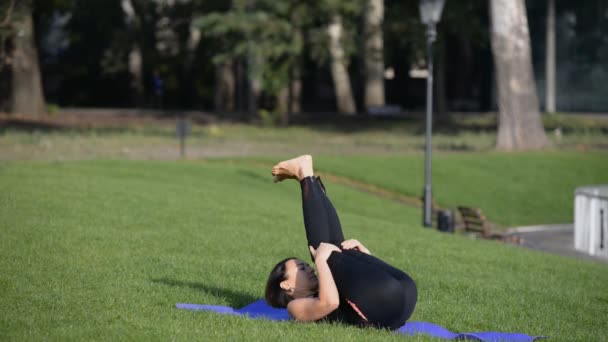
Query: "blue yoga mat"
176 299 545 341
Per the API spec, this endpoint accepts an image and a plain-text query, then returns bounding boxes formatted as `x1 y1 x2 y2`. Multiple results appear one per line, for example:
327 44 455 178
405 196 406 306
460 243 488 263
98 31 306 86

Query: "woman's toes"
271 155 312 182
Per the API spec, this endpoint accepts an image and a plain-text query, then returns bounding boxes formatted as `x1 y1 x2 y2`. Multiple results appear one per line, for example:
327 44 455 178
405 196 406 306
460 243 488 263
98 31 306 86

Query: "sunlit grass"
250 151 608 227
309 152 608 227
0 160 606 341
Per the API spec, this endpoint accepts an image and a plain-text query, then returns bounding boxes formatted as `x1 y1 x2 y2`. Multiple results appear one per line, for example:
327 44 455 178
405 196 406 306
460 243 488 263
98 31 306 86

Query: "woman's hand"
309 242 341 263
341 239 371 255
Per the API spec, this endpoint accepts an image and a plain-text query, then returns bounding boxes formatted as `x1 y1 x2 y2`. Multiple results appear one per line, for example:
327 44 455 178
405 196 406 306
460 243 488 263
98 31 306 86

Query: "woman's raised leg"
272 155 345 250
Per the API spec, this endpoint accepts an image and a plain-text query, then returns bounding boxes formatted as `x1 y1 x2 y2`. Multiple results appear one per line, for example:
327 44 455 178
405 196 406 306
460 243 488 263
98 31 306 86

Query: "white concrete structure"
574 185 608 258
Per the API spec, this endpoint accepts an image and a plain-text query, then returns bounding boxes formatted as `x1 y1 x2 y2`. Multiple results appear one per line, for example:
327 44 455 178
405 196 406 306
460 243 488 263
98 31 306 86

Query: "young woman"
265 155 417 330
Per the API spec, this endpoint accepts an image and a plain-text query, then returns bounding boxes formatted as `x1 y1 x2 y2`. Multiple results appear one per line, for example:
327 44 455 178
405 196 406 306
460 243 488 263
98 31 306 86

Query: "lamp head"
419 0 446 26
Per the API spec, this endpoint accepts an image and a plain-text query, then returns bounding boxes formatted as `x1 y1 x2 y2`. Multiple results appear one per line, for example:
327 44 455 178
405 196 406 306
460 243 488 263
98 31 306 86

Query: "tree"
315 0 362 115
129 0 161 107
44 0 131 107
214 60 235 112
436 0 490 116
121 0 144 106
327 14 356 114
196 0 305 122
276 29 303 121
197 0 366 118
489 0 550 150
6 0 47 116
119 0 224 110
363 0 384 109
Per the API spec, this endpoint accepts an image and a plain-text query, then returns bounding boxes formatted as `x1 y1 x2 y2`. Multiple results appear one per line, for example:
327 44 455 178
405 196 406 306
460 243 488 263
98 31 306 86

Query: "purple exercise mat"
176 299 545 341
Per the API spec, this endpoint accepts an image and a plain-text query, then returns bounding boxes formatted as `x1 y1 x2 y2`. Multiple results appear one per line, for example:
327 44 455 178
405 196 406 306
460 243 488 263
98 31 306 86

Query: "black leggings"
300 176 417 330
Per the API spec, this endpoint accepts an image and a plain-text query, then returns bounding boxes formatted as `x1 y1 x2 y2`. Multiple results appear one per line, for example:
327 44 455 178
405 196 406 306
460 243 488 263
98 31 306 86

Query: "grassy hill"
1 159 606 341
251 152 608 227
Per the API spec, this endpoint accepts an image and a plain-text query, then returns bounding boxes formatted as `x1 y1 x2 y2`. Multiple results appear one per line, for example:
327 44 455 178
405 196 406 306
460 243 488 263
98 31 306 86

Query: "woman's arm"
286 243 341 321
341 239 371 255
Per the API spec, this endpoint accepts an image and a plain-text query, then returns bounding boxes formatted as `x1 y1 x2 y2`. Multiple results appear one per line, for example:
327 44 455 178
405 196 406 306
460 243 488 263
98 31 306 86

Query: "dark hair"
265 257 297 308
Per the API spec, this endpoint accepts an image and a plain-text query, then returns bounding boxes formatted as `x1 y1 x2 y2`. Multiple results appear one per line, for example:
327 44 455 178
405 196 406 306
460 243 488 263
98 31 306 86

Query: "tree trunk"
545 0 556 113
277 67 302 126
489 0 550 150
181 25 201 108
247 52 262 118
11 4 46 116
235 58 245 113
127 45 145 106
130 0 159 108
120 0 145 108
328 14 356 114
289 78 302 114
214 60 235 112
363 0 384 109
122 0 144 107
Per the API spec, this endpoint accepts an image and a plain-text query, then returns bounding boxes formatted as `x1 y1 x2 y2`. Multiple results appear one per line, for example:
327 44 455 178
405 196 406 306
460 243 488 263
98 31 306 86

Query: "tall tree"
363 0 384 109
196 0 305 120
489 0 550 150
121 0 144 106
305 0 361 115
130 0 160 107
327 14 356 114
10 0 46 116
214 60 235 112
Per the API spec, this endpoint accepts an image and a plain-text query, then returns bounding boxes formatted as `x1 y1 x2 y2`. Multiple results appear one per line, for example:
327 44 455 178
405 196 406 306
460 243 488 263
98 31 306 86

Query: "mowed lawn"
309 152 607 227
1 159 607 341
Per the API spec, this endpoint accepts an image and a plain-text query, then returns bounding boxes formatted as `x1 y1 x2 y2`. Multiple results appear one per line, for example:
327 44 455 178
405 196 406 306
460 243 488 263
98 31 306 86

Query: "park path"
509 224 608 263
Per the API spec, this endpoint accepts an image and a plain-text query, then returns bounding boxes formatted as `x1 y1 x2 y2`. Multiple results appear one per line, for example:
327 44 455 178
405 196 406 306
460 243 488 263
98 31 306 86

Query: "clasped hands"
309 239 371 262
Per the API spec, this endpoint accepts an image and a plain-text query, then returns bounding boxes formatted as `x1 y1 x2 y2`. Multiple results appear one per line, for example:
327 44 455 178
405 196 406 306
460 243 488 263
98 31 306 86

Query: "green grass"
306 152 607 227
1 160 607 341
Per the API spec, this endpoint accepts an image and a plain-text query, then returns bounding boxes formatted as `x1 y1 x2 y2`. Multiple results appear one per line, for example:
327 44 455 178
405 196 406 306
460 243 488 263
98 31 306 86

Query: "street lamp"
419 0 445 227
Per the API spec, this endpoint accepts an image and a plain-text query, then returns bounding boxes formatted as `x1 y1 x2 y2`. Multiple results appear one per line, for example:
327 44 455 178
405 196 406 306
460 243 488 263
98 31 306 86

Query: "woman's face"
282 259 318 298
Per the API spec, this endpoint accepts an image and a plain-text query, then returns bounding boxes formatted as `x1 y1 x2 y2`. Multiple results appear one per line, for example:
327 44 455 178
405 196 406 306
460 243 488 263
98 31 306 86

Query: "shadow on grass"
0 112 185 137
0 119 179 137
1 111 504 138
289 112 499 136
152 277 258 307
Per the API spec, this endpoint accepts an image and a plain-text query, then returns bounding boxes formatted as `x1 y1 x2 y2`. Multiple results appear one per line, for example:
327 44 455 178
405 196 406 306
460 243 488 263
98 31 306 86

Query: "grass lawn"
251 151 608 227
311 152 608 227
1 159 606 341
2 118 606 227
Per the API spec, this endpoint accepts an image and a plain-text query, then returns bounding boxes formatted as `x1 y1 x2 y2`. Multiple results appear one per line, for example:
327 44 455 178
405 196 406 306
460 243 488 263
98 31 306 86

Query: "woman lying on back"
265 155 417 329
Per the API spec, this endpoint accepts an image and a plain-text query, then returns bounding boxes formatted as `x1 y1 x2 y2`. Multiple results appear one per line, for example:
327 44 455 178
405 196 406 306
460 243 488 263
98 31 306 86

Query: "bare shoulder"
286 297 319 319
287 297 337 322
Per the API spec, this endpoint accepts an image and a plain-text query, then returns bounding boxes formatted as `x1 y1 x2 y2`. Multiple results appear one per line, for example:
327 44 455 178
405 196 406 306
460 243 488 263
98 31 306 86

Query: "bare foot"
271 155 314 182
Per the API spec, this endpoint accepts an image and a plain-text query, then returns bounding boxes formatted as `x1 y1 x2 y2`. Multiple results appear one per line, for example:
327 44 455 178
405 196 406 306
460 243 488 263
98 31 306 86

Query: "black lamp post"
419 0 445 227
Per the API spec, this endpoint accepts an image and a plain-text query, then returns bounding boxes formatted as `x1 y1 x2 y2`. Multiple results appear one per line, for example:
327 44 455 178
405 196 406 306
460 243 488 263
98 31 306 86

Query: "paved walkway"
509 224 608 263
